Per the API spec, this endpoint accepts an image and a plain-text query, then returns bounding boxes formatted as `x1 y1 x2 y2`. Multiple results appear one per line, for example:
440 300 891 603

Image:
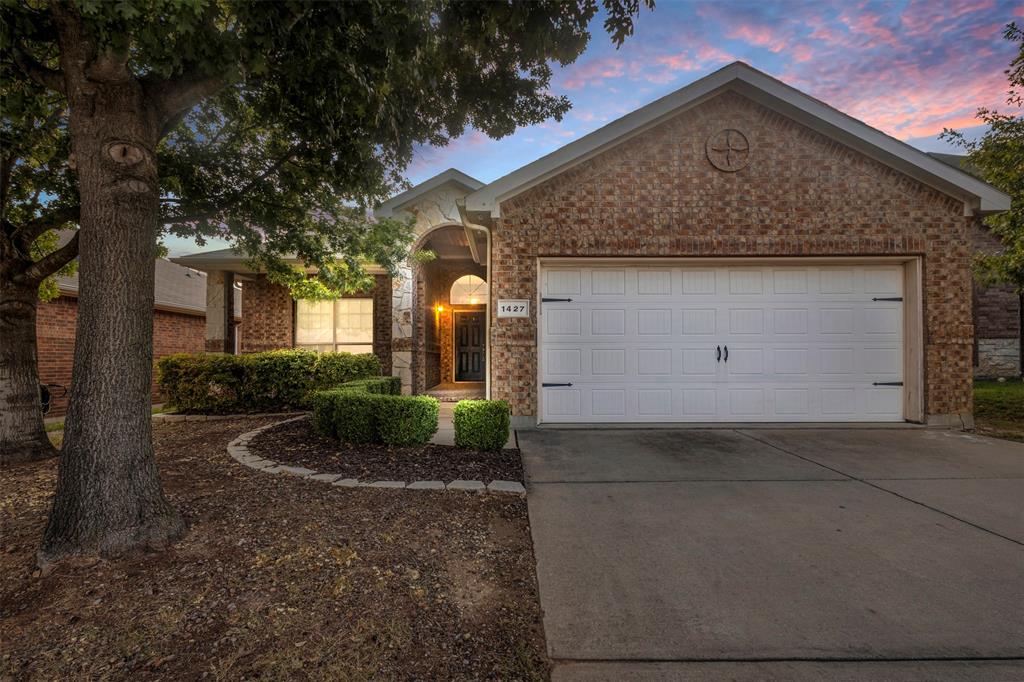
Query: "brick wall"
490 90 974 421
36 295 205 417
972 222 1021 376
239 275 293 353
972 223 1019 340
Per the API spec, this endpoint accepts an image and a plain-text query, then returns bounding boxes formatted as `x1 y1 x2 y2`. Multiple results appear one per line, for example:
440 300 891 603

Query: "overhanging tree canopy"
1 0 653 564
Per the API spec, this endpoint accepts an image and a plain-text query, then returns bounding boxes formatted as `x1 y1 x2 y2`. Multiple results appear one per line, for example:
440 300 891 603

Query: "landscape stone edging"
155 411 308 423
225 416 526 495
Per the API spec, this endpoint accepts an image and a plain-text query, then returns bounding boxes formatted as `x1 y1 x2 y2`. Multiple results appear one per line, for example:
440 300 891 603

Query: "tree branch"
149 69 225 138
13 47 66 94
19 205 80 244
24 230 78 284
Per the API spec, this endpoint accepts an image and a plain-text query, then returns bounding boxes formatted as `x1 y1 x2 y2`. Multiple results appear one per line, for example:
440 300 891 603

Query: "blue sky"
165 0 1021 257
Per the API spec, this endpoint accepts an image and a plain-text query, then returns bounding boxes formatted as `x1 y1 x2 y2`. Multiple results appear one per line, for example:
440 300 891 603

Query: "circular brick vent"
706 129 750 172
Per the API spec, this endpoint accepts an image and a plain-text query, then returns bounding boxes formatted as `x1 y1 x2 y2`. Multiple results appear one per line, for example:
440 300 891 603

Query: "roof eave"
374 168 484 219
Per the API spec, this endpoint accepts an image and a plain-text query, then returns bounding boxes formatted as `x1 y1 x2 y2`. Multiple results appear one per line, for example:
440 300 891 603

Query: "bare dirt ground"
1 418 548 681
253 418 523 482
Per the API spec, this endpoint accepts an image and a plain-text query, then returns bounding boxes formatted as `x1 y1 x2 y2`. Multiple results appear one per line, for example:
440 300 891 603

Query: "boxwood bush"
453 399 511 451
157 350 380 413
312 378 438 446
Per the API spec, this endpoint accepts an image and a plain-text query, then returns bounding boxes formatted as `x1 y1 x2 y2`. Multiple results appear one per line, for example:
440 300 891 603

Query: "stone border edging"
225 416 526 495
155 411 307 423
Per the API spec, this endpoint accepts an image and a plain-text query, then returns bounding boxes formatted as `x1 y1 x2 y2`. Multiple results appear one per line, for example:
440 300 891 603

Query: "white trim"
374 168 484 218
466 62 1010 217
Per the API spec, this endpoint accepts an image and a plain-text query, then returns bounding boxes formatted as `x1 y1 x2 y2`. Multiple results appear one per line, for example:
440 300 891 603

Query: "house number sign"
497 299 530 318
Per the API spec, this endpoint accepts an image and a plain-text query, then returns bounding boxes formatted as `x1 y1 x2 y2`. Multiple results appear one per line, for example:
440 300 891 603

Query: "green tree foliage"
942 23 1024 293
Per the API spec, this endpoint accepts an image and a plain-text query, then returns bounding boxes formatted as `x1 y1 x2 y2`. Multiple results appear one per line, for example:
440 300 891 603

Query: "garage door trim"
535 256 924 425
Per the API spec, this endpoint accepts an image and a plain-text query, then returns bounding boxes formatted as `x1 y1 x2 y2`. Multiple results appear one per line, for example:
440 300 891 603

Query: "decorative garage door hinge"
871 297 903 301
542 382 574 387
872 381 904 386
542 297 573 302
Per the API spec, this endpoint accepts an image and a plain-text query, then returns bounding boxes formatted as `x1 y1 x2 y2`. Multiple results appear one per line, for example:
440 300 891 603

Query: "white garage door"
539 263 904 423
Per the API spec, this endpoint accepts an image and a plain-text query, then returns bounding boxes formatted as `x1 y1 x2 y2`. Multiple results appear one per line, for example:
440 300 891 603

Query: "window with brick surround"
296 298 373 353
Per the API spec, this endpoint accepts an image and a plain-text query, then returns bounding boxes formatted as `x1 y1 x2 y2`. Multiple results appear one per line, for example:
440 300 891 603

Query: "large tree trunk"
39 32 184 564
0 284 57 465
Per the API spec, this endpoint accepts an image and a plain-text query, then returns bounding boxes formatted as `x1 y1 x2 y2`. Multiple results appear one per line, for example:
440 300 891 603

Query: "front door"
455 311 486 381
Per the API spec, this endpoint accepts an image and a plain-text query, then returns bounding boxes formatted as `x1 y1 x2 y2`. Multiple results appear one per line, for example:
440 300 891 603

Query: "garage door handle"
723 345 728 362
542 297 573 303
716 345 721 362
542 382 574 387
872 381 903 386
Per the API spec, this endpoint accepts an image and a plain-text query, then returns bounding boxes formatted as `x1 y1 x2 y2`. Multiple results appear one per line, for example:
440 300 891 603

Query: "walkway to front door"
454 310 485 382
519 427 1024 681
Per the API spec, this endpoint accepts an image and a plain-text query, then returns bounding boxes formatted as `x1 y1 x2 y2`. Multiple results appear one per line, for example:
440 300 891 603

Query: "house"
37 258 241 417
927 152 1021 378
174 62 1011 428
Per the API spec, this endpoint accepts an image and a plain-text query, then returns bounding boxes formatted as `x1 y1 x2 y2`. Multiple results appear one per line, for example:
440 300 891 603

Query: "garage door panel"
540 264 904 423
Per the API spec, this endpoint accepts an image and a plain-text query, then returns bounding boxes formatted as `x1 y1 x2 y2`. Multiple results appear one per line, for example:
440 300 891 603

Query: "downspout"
457 200 491 400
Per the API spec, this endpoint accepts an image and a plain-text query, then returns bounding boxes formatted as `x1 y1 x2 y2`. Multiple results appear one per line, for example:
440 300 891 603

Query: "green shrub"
157 350 381 413
453 399 510 451
311 378 438 446
377 396 440 446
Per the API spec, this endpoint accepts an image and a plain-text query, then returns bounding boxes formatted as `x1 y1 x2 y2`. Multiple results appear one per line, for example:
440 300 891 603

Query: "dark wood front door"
455 311 485 382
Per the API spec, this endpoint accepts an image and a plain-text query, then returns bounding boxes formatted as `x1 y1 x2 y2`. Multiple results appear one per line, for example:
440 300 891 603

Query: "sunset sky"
168 0 1021 256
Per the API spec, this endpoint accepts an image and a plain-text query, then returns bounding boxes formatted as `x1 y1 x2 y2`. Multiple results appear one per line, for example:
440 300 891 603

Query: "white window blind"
296 298 374 354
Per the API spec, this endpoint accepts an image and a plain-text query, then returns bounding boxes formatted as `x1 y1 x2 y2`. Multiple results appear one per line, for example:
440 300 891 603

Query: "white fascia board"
466 62 1010 217
374 168 484 218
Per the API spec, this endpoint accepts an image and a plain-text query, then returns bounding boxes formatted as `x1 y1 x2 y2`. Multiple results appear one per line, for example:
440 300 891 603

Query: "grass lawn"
1 418 548 680
974 379 1024 442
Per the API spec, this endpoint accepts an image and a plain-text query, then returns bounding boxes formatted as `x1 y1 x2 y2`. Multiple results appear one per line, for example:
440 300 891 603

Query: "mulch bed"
250 417 524 483
0 418 548 681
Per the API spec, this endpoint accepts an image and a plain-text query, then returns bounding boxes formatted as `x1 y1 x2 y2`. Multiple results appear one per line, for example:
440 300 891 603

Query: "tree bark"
39 13 184 564
0 283 57 465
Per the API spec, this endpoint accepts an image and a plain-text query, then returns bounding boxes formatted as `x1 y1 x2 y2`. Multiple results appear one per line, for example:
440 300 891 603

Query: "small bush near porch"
313 379 439 446
157 350 380 413
454 400 511 451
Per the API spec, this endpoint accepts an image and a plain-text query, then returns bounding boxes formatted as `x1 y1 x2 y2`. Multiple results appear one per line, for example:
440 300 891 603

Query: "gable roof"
375 168 484 218
464 61 1010 217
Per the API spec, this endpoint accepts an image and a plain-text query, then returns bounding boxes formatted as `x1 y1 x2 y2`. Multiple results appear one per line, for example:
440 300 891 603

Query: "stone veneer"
488 90 976 424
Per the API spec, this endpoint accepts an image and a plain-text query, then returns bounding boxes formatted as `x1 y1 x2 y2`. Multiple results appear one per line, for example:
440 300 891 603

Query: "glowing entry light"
469 297 479 304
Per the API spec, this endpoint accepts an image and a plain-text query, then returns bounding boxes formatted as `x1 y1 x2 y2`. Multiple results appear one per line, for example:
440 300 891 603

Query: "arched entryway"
410 224 487 398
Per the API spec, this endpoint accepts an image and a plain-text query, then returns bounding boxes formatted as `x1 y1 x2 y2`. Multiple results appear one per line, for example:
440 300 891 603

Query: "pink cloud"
726 22 789 52
561 56 626 90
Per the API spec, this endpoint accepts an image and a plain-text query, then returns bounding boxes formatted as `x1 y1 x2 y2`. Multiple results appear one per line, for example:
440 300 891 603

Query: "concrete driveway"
518 427 1024 681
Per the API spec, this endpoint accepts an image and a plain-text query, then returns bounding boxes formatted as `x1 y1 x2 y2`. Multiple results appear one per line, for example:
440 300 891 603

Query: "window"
296 298 374 354
450 275 488 305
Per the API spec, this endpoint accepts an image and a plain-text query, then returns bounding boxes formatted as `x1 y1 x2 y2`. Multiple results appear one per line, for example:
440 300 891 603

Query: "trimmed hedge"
453 400 511 451
157 350 381 413
312 378 438 446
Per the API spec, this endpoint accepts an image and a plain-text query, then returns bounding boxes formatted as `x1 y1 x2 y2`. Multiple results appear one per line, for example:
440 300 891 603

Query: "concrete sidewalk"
520 427 1024 680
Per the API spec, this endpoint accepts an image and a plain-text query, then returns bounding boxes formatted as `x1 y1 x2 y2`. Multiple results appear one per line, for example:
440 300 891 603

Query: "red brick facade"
489 91 974 421
36 295 205 417
238 275 294 353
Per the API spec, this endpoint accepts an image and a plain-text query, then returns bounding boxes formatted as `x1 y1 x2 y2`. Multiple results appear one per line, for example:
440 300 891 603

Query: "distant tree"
1 0 652 565
1 77 78 465
942 23 1023 375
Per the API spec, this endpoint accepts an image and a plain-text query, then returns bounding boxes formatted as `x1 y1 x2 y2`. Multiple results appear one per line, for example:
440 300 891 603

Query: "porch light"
436 304 444 313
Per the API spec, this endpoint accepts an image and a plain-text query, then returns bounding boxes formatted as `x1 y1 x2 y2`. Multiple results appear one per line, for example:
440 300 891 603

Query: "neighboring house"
927 152 1021 378
37 258 241 417
174 62 1011 428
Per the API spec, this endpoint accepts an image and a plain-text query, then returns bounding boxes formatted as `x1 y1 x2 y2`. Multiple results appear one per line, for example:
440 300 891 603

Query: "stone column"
204 271 235 353
391 261 414 394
